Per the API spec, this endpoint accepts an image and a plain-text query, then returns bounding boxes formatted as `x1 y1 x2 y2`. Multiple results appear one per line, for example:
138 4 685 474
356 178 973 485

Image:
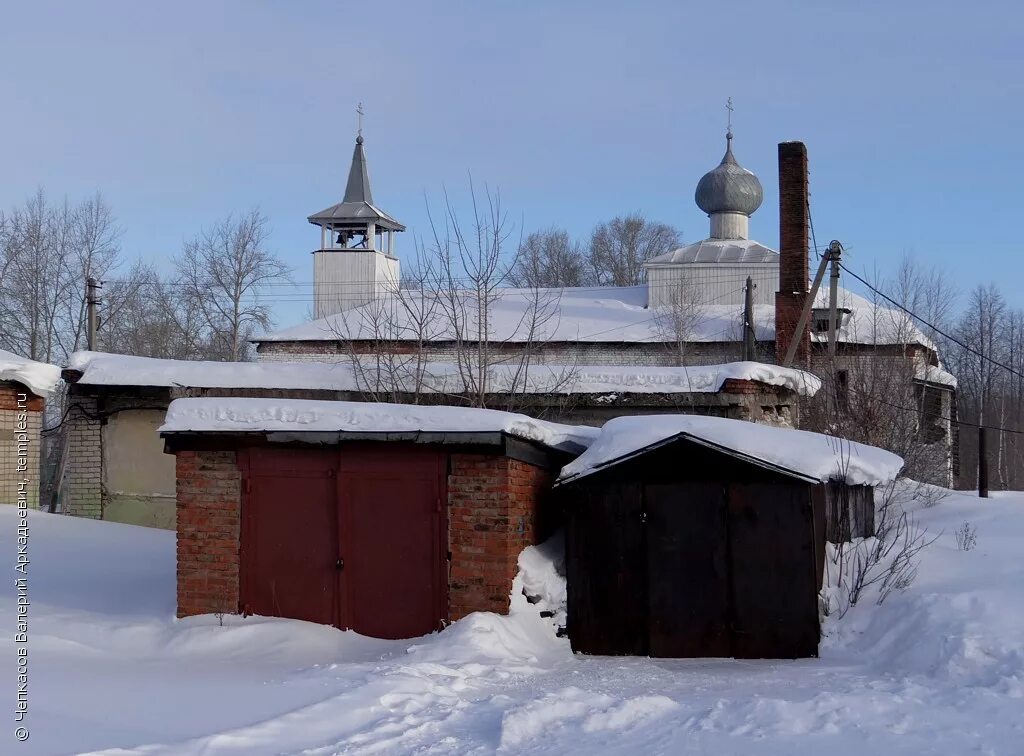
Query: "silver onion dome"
694 133 763 217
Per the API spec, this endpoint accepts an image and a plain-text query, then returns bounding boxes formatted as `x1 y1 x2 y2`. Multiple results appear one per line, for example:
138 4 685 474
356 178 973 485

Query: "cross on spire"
356 102 365 139
726 97 734 144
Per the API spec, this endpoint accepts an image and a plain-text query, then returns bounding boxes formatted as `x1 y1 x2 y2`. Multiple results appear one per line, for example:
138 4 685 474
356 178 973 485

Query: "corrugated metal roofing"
645 239 778 265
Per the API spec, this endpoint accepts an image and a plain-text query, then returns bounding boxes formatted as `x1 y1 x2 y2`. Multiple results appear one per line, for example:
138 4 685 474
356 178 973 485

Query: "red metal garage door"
338 445 447 639
239 448 340 625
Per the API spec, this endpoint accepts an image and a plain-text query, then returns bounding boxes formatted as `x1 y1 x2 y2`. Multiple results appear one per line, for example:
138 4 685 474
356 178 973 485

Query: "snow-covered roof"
0 349 61 396
160 397 599 453
645 238 778 266
64 352 819 397
256 286 662 344
551 362 820 396
256 284 933 350
809 287 933 350
557 414 904 486
916 364 957 389
66 352 358 391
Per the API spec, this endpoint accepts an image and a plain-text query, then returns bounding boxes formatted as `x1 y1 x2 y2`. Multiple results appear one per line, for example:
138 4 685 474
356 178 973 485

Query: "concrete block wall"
0 384 44 508
175 450 241 617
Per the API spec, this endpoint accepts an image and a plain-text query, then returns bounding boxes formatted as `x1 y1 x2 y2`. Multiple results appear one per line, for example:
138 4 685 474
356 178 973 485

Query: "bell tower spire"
307 109 406 317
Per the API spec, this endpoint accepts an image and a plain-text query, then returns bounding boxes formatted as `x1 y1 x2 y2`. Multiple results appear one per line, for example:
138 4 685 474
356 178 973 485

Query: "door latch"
335 558 345 571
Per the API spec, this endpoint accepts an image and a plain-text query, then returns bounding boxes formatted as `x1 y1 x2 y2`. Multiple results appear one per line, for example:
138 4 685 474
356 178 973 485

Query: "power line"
844 383 1024 437
838 262 1024 382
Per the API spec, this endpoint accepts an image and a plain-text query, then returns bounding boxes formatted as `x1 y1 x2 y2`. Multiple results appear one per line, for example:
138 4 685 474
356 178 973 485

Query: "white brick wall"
0 386 43 508
256 340 763 368
65 396 102 519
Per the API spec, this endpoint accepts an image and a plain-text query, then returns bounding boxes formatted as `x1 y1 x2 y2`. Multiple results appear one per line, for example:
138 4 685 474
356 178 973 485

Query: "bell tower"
308 110 405 317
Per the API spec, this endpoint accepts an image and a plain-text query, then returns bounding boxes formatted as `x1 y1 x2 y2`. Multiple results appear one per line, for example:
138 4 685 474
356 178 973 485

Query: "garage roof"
160 397 599 454
557 414 903 486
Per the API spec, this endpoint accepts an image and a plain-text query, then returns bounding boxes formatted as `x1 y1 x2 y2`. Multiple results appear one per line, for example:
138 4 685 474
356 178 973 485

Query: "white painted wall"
314 249 400 317
710 212 749 240
648 262 778 308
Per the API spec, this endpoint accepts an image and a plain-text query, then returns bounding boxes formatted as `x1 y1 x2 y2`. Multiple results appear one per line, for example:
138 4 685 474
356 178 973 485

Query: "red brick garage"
161 398 591 639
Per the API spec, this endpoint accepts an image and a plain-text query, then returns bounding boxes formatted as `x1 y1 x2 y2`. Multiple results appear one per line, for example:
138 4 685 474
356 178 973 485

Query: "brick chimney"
775 141 811 367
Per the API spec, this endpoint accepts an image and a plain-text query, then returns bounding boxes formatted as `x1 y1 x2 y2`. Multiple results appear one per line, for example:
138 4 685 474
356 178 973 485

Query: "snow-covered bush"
954 521 977 551
822 479 939 619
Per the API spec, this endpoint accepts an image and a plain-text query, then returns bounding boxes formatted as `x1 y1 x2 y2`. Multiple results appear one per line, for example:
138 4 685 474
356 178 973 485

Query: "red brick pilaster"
447 454 552 620
175 450 241 618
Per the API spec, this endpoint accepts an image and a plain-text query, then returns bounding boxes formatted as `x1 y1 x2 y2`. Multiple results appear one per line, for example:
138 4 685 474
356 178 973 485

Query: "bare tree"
652 276 706 366
333 182 575 411
587 213 680 286
99 262 215 360
0 190 122 362
174 209 291 361
508 228 589 288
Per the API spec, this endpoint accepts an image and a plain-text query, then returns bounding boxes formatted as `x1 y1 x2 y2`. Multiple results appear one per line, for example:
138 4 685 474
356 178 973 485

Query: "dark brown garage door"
728 483 820 659
239 448 339 625
239 445 448 640
339 446 447 639
645 482 730 658
567 480 820 659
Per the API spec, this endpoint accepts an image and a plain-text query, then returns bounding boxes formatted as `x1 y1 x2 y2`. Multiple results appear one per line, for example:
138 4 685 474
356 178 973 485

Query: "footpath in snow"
3 487 1023 755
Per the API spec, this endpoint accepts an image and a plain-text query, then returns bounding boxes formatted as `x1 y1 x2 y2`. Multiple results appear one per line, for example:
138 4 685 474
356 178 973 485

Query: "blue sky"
2 0 1022 327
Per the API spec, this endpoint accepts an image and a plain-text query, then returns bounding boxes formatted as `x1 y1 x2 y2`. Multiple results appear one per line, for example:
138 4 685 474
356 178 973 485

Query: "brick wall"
65 396 103 518
257 339 755 368
172 446 553 623
0 384 44 508
447 454 553 620
776 141 811 367
175 450 241 617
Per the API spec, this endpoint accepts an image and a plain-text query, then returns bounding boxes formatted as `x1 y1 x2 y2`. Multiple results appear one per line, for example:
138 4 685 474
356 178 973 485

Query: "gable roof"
557 414 904 486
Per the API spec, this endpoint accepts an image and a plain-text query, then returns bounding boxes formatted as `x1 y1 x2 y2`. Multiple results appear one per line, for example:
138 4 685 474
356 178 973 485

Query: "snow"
256 284 933 349
558 414 905 486
160 397 599 452
565 361 820 396
66 351 819 397
0 349 60 396
6 487 1024 754
917 363 958 388
810 286 934 349
66 351 358 391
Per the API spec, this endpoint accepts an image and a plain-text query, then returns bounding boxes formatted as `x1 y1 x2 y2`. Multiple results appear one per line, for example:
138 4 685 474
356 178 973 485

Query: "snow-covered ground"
5 488 1023 755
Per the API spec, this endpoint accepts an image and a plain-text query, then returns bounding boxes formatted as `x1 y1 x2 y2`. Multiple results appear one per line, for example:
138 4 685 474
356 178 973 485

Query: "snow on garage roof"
0 349 61 396
160 397 600 453
557 414 904 486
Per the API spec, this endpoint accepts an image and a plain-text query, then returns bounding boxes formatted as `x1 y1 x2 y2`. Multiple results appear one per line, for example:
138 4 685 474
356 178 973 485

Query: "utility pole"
978 427 989 498
827 240 842 358
86 277 101 351
743 276 756 361
783 240 844 368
